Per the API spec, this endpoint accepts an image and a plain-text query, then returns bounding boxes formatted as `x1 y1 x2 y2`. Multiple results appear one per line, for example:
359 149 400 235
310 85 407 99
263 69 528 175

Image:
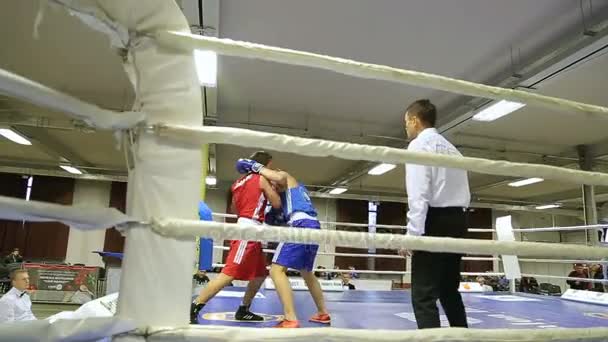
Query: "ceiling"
1 0 608 214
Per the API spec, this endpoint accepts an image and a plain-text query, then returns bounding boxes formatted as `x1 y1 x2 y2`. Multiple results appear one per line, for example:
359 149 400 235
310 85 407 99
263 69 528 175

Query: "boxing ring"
195 288 608 330
1 1 608 341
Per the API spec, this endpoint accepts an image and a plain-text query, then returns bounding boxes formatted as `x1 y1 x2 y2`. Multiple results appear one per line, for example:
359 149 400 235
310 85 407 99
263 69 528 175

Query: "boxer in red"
190 151 282 324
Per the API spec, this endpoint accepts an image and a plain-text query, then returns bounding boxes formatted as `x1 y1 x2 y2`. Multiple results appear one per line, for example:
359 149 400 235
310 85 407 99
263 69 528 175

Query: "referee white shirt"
0 287 36 323
406 128 470 236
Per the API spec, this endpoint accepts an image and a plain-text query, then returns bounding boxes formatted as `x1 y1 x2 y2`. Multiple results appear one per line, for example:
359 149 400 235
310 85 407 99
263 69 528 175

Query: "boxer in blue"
237 157 330 328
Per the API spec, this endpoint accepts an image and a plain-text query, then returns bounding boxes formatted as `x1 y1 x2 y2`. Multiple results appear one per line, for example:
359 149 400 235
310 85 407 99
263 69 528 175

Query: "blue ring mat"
194 287 608 330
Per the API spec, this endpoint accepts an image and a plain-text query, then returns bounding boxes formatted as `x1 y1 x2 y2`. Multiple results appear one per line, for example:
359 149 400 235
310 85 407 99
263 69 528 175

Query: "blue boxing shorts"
272 213 320 272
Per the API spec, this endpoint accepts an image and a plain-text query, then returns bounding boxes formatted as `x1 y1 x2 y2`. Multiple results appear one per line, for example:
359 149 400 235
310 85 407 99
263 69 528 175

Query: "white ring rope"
0 68 145 130
211 212 496 232
519 258 606 264
468 228 496 233
209 263 504 278
211 264 409 275
156 32 608 119
212 213 407 230
512 224 608 233
0 195 131 229
211 215 606 235
3 195 604 261
211 245 606 273
211 246 606 264
152 219 608 259
211 245 499 261
154 125 608 187
149 325 608 342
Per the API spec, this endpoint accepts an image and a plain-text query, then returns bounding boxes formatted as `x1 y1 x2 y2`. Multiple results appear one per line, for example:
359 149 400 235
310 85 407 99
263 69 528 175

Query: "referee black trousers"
411 207 468 329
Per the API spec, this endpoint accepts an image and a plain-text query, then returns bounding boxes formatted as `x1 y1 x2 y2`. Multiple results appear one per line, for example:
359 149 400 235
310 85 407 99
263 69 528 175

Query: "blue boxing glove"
236 158 264 174
265 208 286 226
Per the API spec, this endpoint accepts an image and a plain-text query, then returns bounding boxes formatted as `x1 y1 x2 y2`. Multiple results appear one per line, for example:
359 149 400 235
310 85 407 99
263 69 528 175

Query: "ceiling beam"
11 126 93 168
0 164 582 216
472 151 608 194
0 112 94 133
322 16 608 192
438 16 608 136
308 191 581 217
0 165 126 182
559 192 608 204
0 157 122 173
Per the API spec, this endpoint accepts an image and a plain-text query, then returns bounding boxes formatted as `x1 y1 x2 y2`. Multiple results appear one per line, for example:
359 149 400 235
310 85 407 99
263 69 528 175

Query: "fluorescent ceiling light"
329 187 347 195
0 128 31 145
535 204 561 210
194 50 217 87
508 178 544 187
472 100 526 122
205 175 217 186
368 163 396 176
60 165 82 175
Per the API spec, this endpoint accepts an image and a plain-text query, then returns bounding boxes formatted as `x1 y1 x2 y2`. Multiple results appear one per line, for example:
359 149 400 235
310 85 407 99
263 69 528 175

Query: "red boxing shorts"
221 217 268 280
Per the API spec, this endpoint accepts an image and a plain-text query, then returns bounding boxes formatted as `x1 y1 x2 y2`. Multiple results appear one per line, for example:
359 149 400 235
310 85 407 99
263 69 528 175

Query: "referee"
400 99 470 329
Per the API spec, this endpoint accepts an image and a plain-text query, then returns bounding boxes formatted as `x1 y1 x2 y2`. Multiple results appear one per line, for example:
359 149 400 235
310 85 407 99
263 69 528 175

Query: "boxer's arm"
260 176 282 209
259 168 289 188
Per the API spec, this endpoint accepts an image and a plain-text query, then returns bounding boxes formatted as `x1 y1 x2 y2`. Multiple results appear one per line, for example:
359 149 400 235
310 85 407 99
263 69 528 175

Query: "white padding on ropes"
49 0 129 49
156 32 608 119
156 125 608 187
78 0 205 330
151 219 608 259
0 317 135 342
0 195 132 229
0 68 145 130
148 326 608 342
512 224 608 233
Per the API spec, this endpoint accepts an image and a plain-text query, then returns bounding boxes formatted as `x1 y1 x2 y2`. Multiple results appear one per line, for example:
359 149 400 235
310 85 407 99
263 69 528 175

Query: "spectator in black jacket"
519 277 539 294
567 264 591 290
590 264 604 293
4 249 23 265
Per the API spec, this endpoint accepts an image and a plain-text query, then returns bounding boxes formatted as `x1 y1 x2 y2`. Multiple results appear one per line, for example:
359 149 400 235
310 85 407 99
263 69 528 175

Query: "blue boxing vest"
280 183 318 220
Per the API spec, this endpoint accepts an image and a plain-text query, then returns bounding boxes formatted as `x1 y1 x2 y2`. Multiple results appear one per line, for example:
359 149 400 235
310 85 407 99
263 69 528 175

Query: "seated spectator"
485 275 499 290
567 263 591 290
330 265 341 279
348 266 359 279
496 276 510 292
341 274 356 290
590 264 604 293
193 270 210 285
0 269 36 322
476 276 493 292
4 248 23 265
314 266 327 279
519 277 539 294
